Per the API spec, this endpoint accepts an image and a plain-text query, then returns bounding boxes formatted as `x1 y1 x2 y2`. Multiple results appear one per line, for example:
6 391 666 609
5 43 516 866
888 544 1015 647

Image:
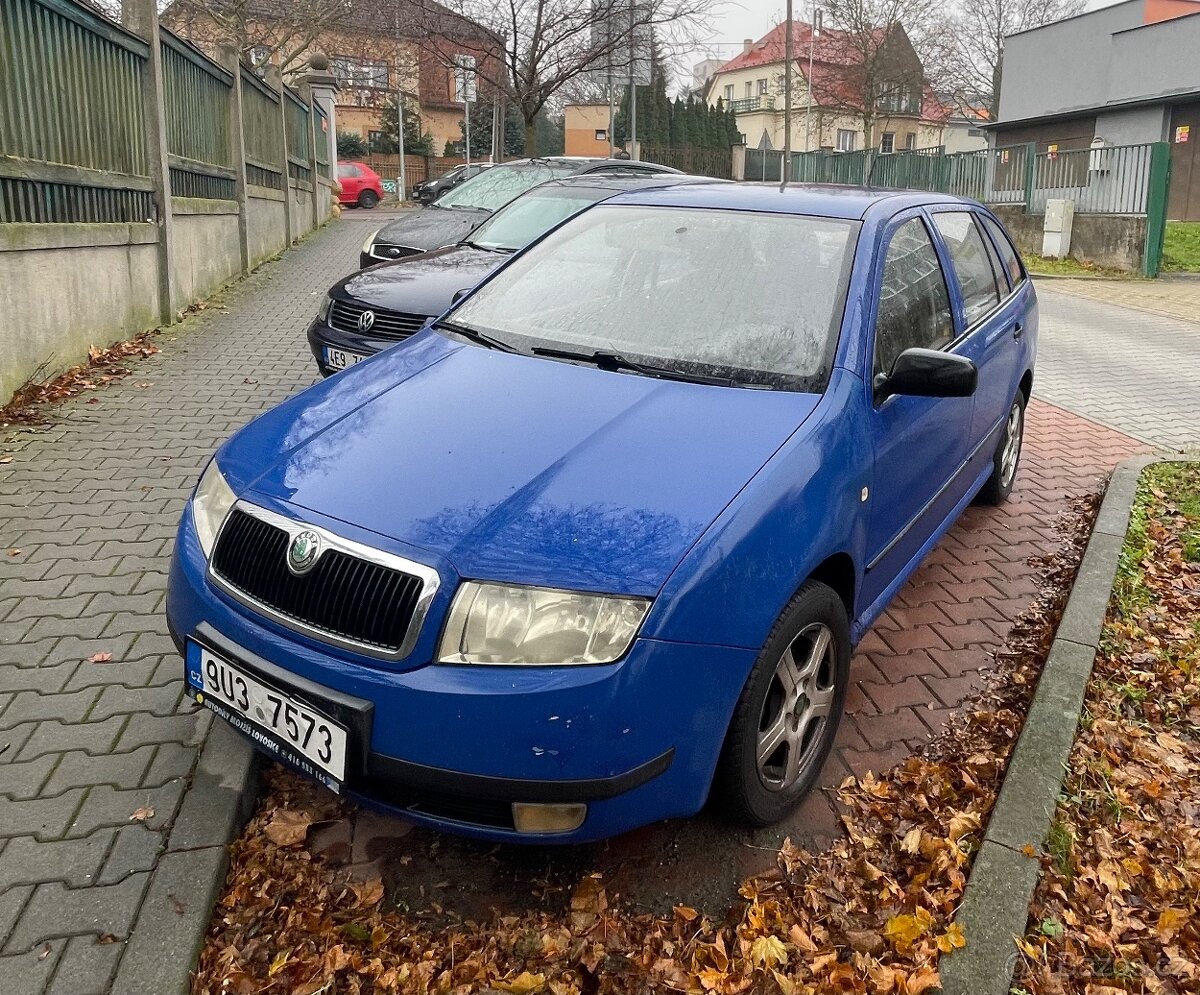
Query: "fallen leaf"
6 549 20 557
38 943 51 961
493 971 546 994
129 805 154 823
884 908 934 953
673 904 698 921
0 456 12 464
87 652 113 663
749 934 788 970
263 809 313 847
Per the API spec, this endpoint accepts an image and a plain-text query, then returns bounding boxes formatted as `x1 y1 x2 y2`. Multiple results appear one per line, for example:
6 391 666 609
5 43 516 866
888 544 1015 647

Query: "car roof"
603 182 982 220
537 174 729 193
496 156 681 174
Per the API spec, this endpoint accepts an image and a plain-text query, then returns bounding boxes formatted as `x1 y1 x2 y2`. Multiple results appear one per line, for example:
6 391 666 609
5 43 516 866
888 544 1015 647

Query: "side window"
874 218 954 380
981 215 1025 289
932 211 1001 326
337 164 361 179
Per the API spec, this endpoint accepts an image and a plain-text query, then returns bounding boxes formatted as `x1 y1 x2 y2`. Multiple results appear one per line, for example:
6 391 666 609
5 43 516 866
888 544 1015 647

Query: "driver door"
861 212 975 610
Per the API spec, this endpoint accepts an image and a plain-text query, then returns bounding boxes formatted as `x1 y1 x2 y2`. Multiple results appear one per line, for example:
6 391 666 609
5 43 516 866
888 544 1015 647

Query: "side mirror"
451 288 470 304
876 348 977 401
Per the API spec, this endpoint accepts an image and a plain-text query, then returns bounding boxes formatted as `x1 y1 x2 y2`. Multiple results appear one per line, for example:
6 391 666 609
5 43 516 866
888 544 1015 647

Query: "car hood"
337 245 502 317
373 206 490 251
225 335 820 596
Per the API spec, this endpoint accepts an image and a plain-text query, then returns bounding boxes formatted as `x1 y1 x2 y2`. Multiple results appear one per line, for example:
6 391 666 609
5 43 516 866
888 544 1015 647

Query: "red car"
336 161 384 209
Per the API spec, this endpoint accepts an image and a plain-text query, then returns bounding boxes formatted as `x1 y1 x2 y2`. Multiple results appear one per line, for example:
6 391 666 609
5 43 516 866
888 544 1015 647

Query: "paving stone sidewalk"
1039 272 1200 326
1034 283 1200 452
0 213 390 995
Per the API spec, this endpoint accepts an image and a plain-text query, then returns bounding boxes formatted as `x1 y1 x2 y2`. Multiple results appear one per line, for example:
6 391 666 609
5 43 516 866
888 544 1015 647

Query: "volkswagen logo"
357 310 375 332
287 530 321 575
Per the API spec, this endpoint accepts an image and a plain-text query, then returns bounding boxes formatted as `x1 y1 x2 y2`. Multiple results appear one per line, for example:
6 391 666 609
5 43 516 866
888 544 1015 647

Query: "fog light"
511 802 587 834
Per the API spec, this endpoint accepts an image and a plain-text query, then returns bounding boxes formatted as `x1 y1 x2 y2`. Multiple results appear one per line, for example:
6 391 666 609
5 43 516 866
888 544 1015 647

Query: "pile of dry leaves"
0 331 161 427
194 496 1100 995
1016 462 1200 995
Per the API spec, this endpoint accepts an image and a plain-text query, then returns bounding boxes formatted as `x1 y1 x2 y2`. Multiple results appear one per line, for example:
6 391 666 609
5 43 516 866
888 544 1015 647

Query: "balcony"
730 95 776 114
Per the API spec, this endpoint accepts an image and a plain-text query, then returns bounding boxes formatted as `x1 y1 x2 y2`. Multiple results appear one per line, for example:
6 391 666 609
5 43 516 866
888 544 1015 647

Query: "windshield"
469 186 611 252
436 161 582 212
450 205 860 391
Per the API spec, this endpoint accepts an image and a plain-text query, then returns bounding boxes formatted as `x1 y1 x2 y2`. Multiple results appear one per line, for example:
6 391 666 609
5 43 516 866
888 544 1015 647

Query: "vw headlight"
362 228 378 255
192 460 236 559
438 582 650 665
314 293 332 321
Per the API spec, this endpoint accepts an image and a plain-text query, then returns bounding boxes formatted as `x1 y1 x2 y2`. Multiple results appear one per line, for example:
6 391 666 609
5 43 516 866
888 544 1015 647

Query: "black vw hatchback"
311 173 721 374
358 156 679 268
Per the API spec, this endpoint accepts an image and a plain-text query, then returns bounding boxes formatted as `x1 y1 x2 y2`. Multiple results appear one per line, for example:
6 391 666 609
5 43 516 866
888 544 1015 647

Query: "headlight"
362 229 378 255
314 294 332 321
192 460 236 559
438 582 650 665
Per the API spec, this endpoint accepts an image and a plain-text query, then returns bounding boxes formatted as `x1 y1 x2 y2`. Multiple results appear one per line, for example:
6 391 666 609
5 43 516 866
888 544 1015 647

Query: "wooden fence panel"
161 29 235 200
284 89 312 185
240 68 284 190
0 0 151 222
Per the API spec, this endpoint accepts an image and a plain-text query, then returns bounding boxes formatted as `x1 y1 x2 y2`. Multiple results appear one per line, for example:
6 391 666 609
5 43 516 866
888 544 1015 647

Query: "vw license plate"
324 346 366 370
185 642 348 789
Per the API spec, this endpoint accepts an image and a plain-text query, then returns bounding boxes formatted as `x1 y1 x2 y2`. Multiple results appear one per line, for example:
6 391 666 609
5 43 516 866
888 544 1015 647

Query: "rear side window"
932 211 1000 326
337 163 361 179
874 218 954 379
981 215 1025 289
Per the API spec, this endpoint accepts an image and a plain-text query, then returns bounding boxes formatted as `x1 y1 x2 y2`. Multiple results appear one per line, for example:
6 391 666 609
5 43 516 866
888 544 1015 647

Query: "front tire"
978 392 1026 505
713 581 850 827
358 189 380 209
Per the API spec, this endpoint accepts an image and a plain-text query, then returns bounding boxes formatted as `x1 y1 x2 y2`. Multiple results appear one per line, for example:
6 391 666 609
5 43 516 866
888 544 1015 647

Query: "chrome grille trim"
208 501 441 662
328 299 429 339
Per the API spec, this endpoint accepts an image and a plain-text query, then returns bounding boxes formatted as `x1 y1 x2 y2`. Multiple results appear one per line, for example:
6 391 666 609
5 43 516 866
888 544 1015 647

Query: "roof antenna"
780 0 793 191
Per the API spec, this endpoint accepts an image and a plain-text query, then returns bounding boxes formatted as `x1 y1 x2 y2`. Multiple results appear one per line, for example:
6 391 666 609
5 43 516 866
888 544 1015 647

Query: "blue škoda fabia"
166 185 1037 842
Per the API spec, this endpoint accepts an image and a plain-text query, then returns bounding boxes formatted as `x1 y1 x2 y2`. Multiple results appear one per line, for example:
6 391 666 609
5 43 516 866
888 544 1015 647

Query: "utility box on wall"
1042 198 1075 259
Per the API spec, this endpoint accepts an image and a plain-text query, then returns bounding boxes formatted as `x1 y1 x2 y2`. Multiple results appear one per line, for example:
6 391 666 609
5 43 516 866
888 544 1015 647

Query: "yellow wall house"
707 21 946 154
564 104 613 156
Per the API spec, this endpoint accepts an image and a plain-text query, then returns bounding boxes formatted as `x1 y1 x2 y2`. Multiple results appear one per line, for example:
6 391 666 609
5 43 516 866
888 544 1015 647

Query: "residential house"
704 21 945 154
564 104 612 156
163 0 501 155
986 0 1200 219
940 99 989 153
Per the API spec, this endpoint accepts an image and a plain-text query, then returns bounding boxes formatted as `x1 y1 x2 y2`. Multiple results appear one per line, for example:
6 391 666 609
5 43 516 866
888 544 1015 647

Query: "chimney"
743 37 754 54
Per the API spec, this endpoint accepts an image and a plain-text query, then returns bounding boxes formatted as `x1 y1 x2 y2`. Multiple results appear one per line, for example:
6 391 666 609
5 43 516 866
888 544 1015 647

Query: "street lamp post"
804 5 820 152
782 0 793 188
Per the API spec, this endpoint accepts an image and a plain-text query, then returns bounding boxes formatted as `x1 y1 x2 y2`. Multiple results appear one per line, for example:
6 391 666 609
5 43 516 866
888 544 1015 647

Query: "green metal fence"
161 29 235 200
240 67 285 191
313 103 331 178
283 89 312 186
0 0 152 222
641 146 733 179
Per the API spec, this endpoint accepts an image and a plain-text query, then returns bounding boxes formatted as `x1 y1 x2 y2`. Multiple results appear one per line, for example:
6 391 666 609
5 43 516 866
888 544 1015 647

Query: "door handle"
1012 323 1024 341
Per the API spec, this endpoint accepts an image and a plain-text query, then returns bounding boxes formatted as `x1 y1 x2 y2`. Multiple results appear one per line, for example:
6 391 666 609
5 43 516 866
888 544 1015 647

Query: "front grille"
370 243 422 262
328 299 428 339
211 509 425 654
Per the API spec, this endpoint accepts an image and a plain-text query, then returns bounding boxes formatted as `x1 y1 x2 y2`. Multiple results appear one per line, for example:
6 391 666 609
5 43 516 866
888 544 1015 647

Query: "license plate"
185 643 348 789
324 346 366 370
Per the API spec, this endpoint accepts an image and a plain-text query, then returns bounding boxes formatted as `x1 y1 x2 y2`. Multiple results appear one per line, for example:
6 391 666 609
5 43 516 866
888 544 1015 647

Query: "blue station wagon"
166 185 1037 842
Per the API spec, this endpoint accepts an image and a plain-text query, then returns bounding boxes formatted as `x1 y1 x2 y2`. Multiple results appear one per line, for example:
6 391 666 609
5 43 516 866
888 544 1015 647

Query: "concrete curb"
110 723 260 995
938 453 1165 995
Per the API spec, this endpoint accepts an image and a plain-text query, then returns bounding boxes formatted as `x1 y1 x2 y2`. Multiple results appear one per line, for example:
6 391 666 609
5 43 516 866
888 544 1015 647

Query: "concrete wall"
169 200 243 307
2 179 334 406
0 225 161 403
991 204 1147 271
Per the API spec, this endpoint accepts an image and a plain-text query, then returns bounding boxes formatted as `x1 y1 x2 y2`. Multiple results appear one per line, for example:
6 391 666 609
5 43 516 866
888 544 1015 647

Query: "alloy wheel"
1000 401 1023 488
756 622 837 792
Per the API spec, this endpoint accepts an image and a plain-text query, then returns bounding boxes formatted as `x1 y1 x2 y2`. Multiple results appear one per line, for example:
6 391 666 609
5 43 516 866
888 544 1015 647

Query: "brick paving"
0 215 1182 986
0 212 390 994
1034 283 1200 452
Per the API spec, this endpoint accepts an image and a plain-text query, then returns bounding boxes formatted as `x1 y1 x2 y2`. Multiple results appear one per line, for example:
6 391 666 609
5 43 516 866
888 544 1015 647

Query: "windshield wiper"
530 346 738 386
460 240 512 254
434 319 518 353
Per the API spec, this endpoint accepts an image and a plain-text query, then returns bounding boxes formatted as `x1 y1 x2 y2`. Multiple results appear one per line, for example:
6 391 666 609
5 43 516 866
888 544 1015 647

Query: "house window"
367 130 388 152
595 129 607 141
904 133 916 150
836 129 856 152
724 84 734 101
331 56 389 91
745 82 753 97
757 78 768 95
880 132 895 154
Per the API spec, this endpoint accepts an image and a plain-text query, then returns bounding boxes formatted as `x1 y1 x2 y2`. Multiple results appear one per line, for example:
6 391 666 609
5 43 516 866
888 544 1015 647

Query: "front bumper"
166 507 754 843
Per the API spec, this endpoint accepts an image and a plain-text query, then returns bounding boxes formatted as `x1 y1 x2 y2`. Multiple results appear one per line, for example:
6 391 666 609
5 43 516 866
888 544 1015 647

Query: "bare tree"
409 0 720 155
942 0 1083 118
162 0 355 75
810 0 944 154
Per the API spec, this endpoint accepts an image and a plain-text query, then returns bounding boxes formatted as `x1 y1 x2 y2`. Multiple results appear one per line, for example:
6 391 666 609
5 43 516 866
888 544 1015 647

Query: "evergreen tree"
336 131 368 158
376 95 434 156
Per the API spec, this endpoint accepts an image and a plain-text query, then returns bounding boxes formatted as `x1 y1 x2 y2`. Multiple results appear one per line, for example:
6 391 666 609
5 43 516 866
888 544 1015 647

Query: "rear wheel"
358 189 380 209
713 581 850 826
978 392 1025 505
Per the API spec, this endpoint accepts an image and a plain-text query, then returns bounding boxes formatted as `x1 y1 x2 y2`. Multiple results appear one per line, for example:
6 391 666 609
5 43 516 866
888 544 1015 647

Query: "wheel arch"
807 551 857 623
1019 369 1033 401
